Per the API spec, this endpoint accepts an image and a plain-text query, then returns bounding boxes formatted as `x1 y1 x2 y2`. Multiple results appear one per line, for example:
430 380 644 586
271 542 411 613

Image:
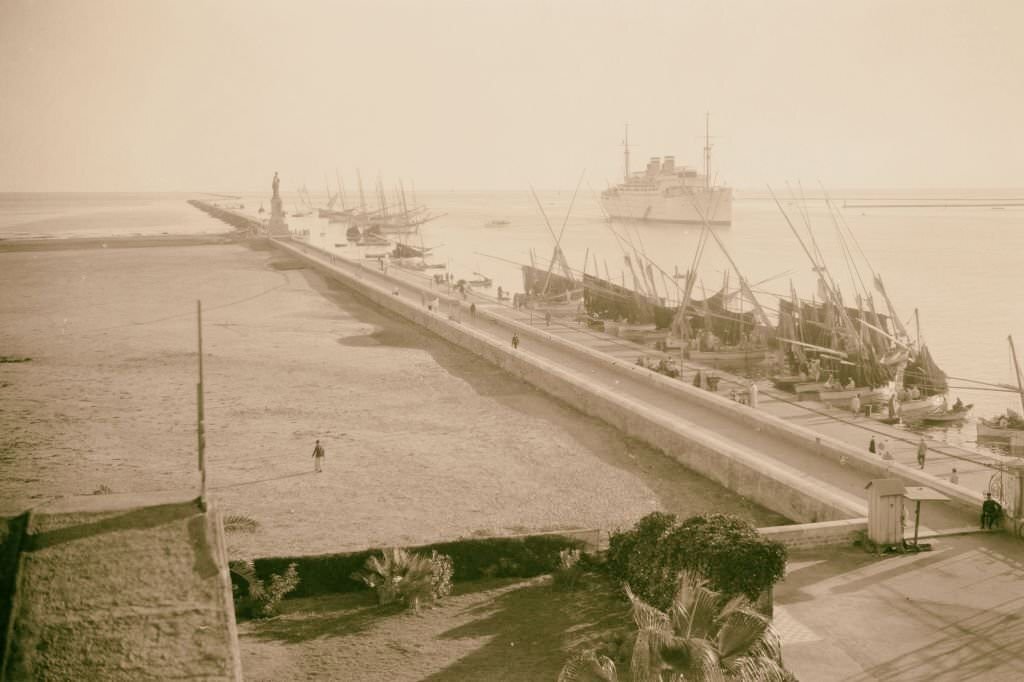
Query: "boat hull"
601 187 733 225
977 421 1024 444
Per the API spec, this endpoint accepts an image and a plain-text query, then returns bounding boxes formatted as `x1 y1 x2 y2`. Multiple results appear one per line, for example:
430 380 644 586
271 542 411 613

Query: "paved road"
282 239 990 533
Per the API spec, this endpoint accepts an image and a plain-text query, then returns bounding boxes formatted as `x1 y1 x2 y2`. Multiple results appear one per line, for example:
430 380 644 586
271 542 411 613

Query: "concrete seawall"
279 239 865 525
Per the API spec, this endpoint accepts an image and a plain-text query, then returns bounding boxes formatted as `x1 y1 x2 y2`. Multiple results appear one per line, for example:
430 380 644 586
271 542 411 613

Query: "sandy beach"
0 241 785 559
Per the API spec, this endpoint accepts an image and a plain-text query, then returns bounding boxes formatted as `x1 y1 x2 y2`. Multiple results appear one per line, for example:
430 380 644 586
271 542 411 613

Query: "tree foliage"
606 513 786 609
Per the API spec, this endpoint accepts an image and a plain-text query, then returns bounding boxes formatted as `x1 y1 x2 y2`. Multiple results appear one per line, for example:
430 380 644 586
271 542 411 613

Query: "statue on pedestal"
267 171 288 236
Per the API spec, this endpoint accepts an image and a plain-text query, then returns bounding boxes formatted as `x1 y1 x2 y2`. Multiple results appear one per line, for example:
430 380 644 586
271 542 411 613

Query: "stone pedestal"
267 195 288 236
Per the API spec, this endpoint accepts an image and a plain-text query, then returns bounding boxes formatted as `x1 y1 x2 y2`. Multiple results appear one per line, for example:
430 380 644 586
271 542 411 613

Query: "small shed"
865 478 905 546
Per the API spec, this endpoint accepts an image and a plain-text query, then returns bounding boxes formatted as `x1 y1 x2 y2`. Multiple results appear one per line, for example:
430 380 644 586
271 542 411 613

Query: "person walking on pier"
511 332 520 350
851 392 862 418
916 437 928 469
868 436 876 454
312 439 325 473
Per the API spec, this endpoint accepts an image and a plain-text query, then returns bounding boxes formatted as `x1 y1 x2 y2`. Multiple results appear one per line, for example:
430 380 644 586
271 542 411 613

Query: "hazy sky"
1 0 1022 192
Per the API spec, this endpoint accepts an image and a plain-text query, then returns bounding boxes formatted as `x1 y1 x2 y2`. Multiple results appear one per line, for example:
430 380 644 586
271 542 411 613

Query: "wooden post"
196 300 206 508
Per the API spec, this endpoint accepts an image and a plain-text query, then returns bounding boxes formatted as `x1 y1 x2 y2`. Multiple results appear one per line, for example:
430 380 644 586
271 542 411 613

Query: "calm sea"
2 189 1022 452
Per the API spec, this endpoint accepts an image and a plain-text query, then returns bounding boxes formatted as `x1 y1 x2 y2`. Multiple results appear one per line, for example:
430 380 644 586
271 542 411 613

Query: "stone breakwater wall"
274 239 864 526
188 200 261 236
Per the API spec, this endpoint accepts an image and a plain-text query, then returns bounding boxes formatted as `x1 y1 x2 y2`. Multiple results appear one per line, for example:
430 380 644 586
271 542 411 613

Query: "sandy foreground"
0 242 785 558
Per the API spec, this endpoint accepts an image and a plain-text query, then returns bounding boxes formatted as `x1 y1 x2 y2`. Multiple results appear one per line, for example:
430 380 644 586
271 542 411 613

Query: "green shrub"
430 550 454 599
351 548 454 611
230 560 300 618
605 512 786 609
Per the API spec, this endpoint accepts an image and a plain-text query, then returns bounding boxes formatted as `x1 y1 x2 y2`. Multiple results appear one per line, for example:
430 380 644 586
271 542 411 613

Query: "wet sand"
0 241 787 558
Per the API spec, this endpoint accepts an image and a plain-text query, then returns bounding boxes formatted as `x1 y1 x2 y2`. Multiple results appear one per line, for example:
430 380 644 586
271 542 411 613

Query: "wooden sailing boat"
769 187 905 402
977 335 1024 446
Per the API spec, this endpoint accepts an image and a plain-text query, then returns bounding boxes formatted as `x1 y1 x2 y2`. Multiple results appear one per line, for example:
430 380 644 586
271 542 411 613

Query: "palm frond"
686 583 724 640
625 584 671 631
558 650 618 682
721 654 789 682
630 628 669 682
717 608 772 662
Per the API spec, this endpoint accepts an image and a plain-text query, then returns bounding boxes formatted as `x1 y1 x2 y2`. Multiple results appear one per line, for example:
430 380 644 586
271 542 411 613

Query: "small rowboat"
921 404 973 424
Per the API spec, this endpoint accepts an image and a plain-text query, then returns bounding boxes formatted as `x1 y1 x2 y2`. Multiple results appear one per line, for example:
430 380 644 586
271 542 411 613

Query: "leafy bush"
253 533 584 598
230 560 300 618
606 512 786 609
430 550 454 599
351 548 454 611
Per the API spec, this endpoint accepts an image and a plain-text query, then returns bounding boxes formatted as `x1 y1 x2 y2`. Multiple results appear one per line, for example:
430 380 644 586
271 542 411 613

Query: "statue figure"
272 171 280 199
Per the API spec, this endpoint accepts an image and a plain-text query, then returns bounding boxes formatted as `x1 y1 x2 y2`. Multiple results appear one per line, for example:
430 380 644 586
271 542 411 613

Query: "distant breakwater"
187 200 262 236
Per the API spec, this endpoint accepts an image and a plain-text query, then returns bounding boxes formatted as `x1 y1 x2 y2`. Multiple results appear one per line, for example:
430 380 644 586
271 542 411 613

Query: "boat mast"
704 112 711 191
1010 335 1024 415
623 124 630 182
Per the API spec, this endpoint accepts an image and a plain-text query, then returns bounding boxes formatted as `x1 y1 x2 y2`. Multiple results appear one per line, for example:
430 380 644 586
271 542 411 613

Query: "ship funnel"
662 156 675 174
646 157 661 176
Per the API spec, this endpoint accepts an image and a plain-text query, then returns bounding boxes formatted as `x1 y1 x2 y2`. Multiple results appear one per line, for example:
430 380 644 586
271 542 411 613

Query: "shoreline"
0 232 239 252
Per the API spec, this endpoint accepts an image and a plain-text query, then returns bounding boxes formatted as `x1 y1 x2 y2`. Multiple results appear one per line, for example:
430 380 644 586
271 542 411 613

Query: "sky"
1 0 1022 192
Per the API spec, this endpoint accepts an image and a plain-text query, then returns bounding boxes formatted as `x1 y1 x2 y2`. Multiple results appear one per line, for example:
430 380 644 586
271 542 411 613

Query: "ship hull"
601 188 733 225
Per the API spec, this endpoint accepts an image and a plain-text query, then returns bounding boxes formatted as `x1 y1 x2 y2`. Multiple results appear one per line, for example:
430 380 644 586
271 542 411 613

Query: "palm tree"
626 571 789 682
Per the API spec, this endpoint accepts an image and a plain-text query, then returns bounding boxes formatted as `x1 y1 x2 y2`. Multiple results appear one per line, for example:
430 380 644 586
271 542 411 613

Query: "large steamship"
600 117 732 225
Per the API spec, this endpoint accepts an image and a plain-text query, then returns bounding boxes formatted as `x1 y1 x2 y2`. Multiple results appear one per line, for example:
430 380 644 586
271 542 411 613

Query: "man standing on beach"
917 437 927 469
312 439 325 473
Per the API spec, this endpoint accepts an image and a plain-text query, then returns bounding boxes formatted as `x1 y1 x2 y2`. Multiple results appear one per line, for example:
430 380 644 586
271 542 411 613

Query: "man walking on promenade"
917 437 927 469
981 493 1002 529
512 332 520 349
869 436 876 454
312 439 325 473
851 392 861 418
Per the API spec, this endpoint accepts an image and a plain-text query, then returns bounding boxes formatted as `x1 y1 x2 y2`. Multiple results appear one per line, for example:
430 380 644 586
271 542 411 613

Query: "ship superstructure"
600 117 732 225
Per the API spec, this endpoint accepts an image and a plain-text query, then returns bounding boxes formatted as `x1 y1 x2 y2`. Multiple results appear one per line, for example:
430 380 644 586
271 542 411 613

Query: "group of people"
868 436 930 468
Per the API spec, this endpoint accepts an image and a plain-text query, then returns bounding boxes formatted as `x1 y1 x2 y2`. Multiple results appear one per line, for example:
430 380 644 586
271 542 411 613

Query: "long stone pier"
251 234 991 547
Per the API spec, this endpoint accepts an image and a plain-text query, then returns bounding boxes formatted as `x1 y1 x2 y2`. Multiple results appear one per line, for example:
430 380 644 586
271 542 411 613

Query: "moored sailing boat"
977 335 1024 446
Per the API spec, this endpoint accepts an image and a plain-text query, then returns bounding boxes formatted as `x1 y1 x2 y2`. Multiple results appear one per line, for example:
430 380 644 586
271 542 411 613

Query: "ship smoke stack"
646 157 661 177
662 156 675 174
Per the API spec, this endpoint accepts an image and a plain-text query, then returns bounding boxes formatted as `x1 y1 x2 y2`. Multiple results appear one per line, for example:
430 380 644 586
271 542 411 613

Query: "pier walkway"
275 237 999 536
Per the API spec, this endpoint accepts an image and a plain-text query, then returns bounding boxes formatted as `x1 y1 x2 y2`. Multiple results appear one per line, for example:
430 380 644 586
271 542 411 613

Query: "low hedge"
252 533 586 599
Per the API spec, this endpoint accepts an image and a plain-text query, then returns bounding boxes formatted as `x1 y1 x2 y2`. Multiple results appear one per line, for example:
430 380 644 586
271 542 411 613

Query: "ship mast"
704 112 711 191
1010 335 1024 416
623 124 630 182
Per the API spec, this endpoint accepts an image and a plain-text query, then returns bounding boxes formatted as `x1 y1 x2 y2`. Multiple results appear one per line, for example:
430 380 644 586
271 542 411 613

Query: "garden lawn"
238 573 630 681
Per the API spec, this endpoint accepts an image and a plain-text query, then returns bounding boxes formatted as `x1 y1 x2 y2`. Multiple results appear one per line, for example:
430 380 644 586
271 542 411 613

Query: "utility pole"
196 300 207 509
